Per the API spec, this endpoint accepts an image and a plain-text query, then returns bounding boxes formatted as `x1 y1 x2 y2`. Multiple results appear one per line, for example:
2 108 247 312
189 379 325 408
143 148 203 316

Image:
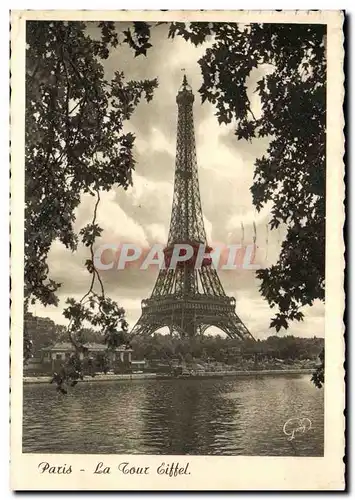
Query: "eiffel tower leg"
129 313 189 339
197 312 255 341
200 324 209 336
129 317 156 338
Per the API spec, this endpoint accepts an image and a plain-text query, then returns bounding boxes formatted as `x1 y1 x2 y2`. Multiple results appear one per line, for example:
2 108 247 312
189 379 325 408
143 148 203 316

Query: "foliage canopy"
25 21 157 357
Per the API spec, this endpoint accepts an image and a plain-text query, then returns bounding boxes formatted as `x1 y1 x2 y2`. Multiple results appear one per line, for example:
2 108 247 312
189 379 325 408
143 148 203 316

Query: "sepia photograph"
10 10 344 490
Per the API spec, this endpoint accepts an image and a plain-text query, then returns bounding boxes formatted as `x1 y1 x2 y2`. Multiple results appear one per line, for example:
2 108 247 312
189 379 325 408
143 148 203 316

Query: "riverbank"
160 368 314 379
23 368 314 384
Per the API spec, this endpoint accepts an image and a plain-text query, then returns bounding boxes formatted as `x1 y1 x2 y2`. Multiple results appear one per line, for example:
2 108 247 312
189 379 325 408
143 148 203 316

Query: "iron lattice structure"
130 76 255 340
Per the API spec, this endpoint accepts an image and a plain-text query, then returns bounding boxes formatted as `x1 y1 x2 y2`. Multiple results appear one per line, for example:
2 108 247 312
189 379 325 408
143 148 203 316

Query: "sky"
30 22 324 339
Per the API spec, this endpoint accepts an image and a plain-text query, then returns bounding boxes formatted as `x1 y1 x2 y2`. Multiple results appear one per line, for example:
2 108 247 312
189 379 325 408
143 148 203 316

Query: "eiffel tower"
130 76 255 340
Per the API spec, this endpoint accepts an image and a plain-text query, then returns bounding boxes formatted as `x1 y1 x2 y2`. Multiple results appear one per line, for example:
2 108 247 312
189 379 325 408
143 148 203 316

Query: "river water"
23 374 323 456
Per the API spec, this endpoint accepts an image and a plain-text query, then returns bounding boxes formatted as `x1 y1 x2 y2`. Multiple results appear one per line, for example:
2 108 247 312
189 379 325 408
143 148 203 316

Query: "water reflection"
23 374 323 456
139 380 244 455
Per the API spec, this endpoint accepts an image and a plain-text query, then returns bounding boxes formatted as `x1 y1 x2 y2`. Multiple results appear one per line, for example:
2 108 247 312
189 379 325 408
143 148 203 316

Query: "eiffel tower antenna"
130 76 255 340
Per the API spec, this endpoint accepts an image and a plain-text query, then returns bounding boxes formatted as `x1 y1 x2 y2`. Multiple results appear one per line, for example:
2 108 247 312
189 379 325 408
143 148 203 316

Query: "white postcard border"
10 10 345 491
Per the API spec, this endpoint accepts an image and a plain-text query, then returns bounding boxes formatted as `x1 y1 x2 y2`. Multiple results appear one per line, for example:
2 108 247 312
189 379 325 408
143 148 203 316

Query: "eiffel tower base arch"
129 295 254 341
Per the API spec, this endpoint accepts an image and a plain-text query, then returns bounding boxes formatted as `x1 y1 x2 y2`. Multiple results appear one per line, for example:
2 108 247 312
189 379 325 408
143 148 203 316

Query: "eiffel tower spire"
130 76 255 340
168 75 206 246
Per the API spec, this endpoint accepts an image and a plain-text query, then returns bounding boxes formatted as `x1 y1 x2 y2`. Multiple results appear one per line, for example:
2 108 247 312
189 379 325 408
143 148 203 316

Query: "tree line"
26 313 323 364
129 333 324 364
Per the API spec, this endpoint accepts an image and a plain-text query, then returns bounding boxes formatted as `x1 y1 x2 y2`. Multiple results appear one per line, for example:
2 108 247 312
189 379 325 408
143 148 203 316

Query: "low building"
39 342 133 374
23 357 43 373
131 360 147 373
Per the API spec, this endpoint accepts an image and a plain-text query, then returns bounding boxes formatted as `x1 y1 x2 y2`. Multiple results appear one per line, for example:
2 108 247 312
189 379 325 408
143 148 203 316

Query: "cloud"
133 148 175 183
114 173 173 234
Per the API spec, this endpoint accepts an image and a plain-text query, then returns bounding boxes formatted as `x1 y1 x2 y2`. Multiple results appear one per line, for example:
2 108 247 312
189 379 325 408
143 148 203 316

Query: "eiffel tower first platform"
130 76 255 341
